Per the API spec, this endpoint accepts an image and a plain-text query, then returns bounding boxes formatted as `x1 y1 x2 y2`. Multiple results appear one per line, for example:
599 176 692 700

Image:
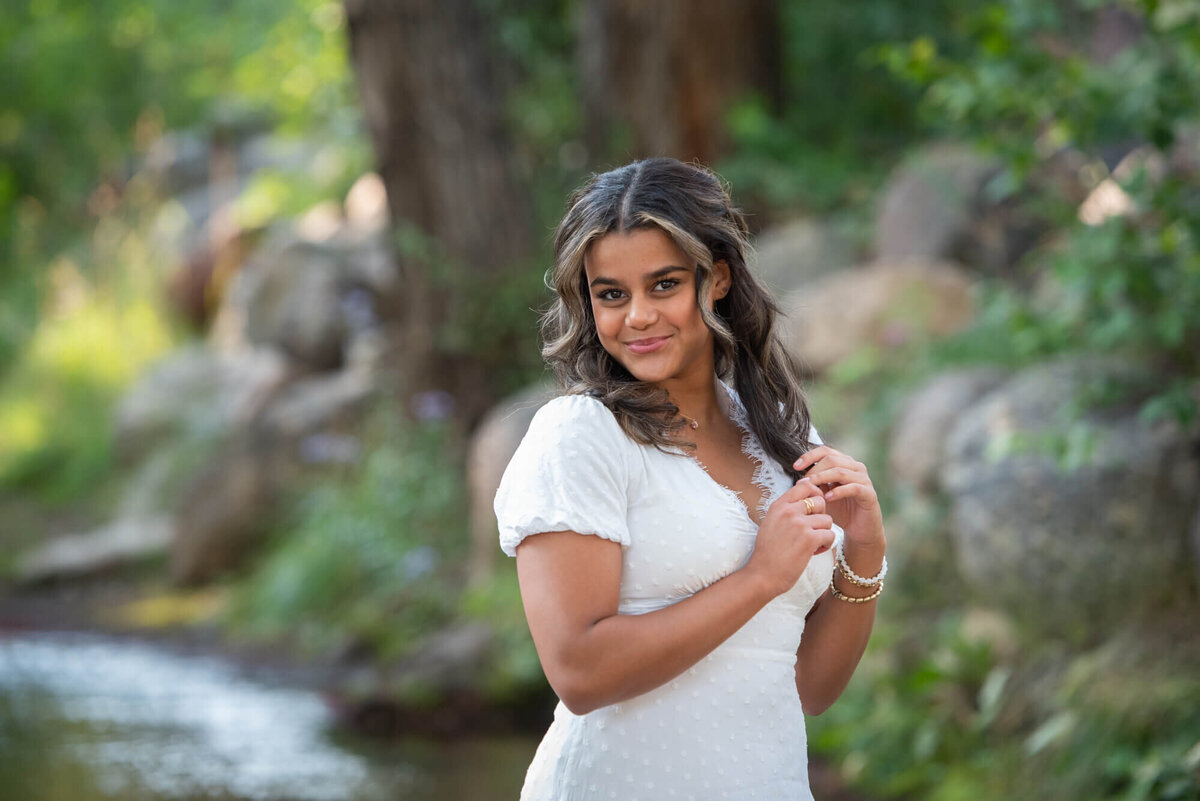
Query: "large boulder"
169 437 283 585
214 233 347 369
940 358 1200 635
781 259 976 375
874 143 1043 274
261 369 377 441
889 366 1010 494
466 383 557 586
875 144 997 260
168 367 383 584
749 218 856 297
114 345 291 465
209 226 397 370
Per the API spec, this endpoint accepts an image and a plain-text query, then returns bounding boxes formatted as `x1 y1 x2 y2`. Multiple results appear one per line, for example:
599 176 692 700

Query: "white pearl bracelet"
835 544 888 587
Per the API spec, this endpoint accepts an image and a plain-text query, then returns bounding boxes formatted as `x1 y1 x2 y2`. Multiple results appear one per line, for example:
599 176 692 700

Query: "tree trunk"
578 0 782 165
343 0 534 427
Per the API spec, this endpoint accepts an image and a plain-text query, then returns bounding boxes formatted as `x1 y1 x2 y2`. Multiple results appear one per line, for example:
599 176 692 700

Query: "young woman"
494 158 887 800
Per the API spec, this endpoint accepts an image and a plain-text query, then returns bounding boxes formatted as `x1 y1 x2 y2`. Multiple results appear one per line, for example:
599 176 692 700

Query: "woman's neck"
660 373 728 430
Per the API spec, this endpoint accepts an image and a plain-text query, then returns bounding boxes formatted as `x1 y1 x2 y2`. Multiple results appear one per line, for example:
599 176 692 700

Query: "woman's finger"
806 465 867 489
811 528 837 555
793 446 835 474
796 494 827 516
822 482 877 506
778 477 822 504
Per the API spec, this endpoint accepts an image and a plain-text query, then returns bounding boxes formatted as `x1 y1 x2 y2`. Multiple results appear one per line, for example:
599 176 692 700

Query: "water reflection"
0 631 535 801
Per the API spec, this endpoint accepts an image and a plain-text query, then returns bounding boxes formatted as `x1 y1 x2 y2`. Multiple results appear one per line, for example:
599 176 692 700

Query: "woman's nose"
626 294 657 328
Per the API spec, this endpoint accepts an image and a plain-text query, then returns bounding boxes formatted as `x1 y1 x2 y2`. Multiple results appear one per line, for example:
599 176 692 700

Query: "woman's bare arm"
793 538 885 715
789 445 888 715
516 478 835 715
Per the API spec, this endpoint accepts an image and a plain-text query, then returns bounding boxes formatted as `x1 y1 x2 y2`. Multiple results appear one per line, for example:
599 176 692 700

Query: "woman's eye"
654 279 680 291
597 289 624 301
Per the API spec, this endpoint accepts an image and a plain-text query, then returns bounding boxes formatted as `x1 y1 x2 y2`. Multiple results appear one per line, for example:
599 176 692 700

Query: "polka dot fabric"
494 384 838 800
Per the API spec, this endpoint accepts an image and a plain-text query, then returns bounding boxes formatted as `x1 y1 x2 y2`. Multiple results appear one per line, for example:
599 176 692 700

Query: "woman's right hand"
745 478 836 598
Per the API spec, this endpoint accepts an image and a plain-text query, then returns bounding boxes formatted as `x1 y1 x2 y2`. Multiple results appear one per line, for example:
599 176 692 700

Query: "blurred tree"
343 0 536 427
577 0 782 165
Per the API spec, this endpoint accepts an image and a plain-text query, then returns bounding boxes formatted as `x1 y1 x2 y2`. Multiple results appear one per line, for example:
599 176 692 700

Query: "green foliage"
720 0 992 215
0 198 179 502
882 0 1200 427
0 0 362 502
810 610 1200 801
225 410 467 660
459 565 546 702
0 0 356 372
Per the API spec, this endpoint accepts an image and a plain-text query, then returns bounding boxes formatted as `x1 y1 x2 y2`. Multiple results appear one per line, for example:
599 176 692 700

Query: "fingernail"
824 492 833 499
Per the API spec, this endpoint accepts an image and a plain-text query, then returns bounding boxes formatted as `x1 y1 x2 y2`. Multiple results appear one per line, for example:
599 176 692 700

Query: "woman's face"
583 227 730 390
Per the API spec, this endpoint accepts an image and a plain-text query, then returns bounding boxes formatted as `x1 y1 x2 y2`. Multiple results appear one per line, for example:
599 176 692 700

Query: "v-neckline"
680 382 773 528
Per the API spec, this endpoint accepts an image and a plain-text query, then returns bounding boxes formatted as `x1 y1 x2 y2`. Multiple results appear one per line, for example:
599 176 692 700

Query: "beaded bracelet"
835 544 888 587
830 576 884 604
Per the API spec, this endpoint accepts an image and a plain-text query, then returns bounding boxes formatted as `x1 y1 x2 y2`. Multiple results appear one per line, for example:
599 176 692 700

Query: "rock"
15 517 174 584
212 231 349 369
143 131 211 196
466 383 558 586
781 259 976 375
330 623 500 737
875 144 998 260
1087 5 1144 65
166 365 381 583
889 366 1010 493
749 218 855 297
239 133 327 179
1078 146 1168 227
262 369 377 440
209 226 398 369
117 435 227 519
345 173 389 234
874 143 1044 275
940 358 1200 634
114 345 291 465
169 439 282 585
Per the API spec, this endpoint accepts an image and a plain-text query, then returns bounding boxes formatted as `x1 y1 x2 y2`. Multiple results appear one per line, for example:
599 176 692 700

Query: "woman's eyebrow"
588 265 689 288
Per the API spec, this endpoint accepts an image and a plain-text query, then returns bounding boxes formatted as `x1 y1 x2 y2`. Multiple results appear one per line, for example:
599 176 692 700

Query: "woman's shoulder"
496 393 637 556
535 391 613 420
528 393 626 441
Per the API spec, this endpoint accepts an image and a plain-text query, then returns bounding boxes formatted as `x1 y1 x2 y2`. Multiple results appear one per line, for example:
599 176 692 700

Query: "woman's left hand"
793 446 885 547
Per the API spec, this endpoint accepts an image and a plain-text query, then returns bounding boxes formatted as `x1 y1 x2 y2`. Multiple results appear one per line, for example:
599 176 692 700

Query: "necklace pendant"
688 419 698 430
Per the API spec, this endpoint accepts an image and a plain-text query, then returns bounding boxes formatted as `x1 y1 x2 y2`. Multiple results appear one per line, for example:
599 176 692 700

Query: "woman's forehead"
584 228 691 278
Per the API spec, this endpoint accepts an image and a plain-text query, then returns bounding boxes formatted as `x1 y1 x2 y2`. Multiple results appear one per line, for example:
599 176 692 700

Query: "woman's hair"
541 157 813 479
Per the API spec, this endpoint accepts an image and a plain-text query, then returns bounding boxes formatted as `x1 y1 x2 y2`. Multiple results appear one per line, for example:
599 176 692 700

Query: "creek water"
0 630 537 801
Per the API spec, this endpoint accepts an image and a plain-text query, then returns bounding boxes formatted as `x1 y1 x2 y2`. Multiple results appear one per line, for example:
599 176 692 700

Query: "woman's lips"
625 336 670 354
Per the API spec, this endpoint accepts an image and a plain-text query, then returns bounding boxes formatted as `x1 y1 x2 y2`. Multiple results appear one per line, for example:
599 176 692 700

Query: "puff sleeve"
494 394 634 557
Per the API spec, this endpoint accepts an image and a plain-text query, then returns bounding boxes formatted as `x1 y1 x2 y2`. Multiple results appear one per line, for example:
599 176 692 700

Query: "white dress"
494 382 840 801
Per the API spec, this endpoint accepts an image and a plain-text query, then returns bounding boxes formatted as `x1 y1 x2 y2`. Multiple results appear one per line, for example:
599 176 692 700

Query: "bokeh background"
1 1 1198 800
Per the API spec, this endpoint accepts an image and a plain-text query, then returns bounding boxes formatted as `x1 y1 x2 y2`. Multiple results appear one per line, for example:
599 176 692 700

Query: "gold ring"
803 498 816 514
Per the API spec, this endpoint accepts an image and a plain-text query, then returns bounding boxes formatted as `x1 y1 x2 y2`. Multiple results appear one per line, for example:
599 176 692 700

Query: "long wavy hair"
541 157 813 479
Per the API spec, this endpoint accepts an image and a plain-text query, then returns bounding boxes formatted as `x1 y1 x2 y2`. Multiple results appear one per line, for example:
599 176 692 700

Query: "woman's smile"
624 335 671 354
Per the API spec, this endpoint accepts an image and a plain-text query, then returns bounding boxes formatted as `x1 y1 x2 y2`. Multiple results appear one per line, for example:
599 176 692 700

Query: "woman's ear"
710 260 732 303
